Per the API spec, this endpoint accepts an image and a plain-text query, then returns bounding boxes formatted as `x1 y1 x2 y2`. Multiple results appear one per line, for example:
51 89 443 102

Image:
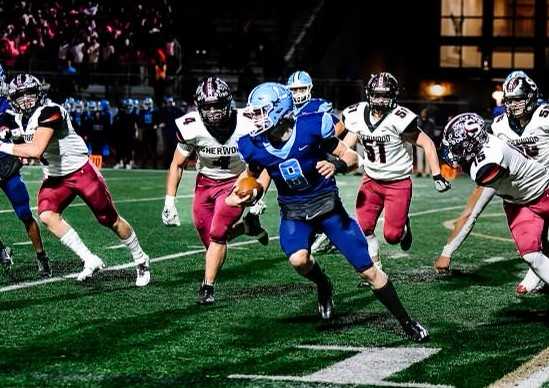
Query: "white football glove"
162 195 180 226
249 199 266 216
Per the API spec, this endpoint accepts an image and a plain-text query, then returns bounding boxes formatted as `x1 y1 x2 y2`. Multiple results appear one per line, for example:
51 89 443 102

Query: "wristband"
0 143 14 155
333 158 348 174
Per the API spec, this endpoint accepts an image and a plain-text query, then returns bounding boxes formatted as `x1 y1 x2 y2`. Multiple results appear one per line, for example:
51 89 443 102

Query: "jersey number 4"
363 140 387 163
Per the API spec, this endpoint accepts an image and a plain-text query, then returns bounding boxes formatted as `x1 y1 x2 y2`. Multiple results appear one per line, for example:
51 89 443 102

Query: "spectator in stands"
158 96 183 168
415 108 437 177
138 97 159 168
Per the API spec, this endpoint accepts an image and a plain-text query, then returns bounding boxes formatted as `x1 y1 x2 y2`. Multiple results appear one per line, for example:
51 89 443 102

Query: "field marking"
0 202 469 294
13 241 32 246
230 345 451 387
489 347 549 388
106 244 126 250
0 237 280 293
442 213 514 243
0 194 194 214
483 256 507 263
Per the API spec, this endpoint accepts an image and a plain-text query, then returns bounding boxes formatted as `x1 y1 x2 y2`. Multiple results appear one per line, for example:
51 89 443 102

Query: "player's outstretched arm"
162 148 188 226
0 126 53 159
404 129 451 192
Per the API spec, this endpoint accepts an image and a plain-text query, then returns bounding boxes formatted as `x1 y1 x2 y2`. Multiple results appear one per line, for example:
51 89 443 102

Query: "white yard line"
489 347 549 388
13 241 32 246
483 256 507 263
106 244 126 250
0 194 193 214
0 237 280 293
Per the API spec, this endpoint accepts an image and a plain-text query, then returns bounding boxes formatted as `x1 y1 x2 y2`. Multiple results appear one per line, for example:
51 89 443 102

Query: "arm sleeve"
320 112 335 139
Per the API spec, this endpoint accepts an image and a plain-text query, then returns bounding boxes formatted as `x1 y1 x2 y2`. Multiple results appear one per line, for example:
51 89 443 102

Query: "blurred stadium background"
2 0 545 169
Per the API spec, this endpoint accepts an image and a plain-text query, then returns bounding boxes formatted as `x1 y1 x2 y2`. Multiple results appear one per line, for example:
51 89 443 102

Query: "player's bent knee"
384 228 404 245
209 228 229 245
39 210 57 225
97 211 118 227
288 250 310 269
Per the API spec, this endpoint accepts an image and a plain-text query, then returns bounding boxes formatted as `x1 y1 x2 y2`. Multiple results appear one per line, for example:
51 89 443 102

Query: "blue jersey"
0 97 9 114
238 111 337 205
295 98 332 116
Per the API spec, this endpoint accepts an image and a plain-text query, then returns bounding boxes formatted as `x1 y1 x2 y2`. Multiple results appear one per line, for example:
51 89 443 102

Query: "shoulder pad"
38 106 63 128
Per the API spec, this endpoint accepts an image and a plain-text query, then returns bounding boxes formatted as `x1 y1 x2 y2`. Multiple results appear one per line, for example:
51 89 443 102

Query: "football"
235 176 263 199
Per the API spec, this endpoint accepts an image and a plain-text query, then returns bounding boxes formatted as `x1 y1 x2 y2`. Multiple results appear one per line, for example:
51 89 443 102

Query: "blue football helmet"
247 82 293 137
287 71 313 106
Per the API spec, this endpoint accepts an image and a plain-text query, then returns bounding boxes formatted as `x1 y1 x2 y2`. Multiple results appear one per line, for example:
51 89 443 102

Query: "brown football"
236 176 263 199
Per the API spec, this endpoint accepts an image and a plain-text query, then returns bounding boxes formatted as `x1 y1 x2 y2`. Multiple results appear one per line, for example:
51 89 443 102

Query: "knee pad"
209 227 229 245
97 212 117 227
384 228 403 245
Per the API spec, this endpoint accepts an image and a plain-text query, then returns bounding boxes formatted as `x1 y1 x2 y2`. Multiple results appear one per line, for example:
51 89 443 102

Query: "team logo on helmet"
441 113 488 167
502 72 538 120
366 72 399 113
195 77 233 128
7 73 45 115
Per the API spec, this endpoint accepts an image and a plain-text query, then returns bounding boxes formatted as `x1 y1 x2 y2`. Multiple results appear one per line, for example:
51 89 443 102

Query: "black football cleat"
317 281 334 320
244 213 269 246
0 246 13 269
402 320 429 342
197 283 215 305
36 253 52 278
400 217 413 251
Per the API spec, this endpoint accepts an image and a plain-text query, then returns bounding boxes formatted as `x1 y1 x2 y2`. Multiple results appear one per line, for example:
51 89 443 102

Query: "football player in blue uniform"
227 82 428 342
288 71 339 254
287 70 332 116
0 69 51 276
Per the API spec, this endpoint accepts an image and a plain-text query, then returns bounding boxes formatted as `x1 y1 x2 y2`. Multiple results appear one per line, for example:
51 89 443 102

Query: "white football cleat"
77 256 105 281
516 268 545 295
135 255 150 287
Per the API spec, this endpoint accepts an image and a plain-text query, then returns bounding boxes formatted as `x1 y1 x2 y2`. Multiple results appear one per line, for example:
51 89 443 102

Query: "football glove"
162 195 180 226
433 174 451 192
249 199 266 216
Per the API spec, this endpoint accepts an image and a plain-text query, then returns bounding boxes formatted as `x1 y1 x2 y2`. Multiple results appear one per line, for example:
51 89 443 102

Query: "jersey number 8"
279 158 309 190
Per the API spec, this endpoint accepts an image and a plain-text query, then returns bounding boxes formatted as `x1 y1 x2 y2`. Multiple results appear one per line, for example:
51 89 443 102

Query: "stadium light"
429 83 446 97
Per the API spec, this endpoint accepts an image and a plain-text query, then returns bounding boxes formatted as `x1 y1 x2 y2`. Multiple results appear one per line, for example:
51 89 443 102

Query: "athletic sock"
36 251 48 260
120 230 147 265
60 228 95 262
372 279 411 325
303 261 330 288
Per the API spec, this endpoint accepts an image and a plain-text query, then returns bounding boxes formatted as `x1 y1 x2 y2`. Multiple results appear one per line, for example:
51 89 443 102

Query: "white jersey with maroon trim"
22 100 89 177
342 102 417 181
491 104 549 167
174 109 255 180
470 135 549 204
